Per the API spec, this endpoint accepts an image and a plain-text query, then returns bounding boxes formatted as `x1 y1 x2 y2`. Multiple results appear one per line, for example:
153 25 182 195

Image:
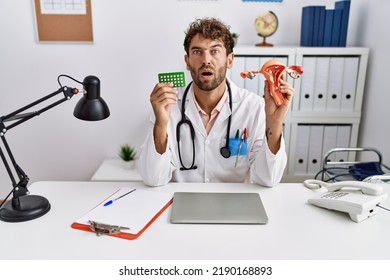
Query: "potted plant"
119 144 137 169
231 32 239 46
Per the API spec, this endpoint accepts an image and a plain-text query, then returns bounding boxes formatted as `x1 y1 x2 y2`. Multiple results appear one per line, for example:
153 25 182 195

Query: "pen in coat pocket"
235 129 246 167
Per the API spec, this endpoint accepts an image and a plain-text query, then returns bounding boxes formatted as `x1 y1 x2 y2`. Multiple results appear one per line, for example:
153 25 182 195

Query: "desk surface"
1 181 389 260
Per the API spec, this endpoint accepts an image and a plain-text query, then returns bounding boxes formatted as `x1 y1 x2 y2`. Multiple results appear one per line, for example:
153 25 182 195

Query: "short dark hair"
183 18 234 56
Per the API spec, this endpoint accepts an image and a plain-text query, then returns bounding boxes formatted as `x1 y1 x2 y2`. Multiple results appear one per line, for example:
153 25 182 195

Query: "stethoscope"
176 80 232 171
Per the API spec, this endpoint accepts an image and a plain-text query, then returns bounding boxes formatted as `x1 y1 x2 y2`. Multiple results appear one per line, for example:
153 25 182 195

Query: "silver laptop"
170 192 268 224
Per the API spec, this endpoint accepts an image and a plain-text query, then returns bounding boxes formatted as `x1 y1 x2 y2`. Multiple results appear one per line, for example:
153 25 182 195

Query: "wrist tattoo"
266 128 272 139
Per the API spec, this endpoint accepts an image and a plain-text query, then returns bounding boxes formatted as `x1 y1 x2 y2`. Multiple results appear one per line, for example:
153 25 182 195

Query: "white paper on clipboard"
75 187 173 234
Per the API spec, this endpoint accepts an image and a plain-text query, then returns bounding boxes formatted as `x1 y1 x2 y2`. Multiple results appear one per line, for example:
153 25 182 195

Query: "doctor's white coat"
138 79 287 187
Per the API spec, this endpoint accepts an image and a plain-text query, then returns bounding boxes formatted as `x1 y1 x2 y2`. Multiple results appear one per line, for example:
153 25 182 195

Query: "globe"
254 11 278 47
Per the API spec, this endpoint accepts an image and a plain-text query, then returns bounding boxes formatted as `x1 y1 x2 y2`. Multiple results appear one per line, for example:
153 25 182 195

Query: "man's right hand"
150 83 178 154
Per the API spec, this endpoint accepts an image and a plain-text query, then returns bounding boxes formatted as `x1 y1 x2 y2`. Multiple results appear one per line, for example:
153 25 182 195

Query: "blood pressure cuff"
348 161 384 181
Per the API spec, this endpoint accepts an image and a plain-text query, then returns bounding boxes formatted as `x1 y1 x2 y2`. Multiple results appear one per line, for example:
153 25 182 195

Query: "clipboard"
71 187 173 240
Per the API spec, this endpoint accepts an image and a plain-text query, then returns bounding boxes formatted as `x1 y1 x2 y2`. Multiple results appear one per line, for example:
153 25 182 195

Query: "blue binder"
316 6 326 46
331 9 343 47
335 0 351 46
301 6 315 46
323 9 334 47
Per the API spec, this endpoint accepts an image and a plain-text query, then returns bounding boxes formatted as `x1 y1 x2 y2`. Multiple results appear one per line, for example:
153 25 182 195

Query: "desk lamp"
0 75 110 222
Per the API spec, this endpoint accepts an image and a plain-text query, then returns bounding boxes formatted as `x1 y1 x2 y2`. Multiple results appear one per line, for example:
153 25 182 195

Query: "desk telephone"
303 180 388 222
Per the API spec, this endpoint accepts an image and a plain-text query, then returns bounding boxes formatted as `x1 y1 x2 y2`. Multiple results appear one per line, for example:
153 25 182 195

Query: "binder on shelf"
307 125 324 175
71 187 173 240
323 9 334 47
299 57 316 111
301 1 350 47
317 6 326 46
313 57 330 111
335 0 351 47
313 6 326 46
322 125 338 163
326 57 344 111
300 6 315 46
335 125 351 162
340 57 359 112
331 8 343 47
294 125 310 175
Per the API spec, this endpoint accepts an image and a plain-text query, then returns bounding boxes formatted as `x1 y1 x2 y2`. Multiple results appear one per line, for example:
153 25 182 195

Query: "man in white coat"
139 18 295 187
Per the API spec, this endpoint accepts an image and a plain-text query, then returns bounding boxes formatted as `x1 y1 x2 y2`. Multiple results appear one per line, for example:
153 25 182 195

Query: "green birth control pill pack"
158 72 186 88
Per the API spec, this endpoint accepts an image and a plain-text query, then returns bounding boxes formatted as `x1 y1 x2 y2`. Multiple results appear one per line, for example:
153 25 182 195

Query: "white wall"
0 0 388 198
354 1 390 163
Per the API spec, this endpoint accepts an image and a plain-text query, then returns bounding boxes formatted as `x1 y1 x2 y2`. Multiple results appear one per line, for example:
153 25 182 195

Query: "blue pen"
103 188 136 207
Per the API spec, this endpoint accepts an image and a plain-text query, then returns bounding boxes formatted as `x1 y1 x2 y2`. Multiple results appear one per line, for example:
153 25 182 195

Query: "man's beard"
189 64 227 91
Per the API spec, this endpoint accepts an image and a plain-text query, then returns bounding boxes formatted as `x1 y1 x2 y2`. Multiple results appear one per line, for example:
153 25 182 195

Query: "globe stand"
256 36 273 47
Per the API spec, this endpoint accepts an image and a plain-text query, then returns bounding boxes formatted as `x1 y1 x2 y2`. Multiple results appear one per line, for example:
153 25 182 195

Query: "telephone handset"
325 181 384 195
303 180 388 222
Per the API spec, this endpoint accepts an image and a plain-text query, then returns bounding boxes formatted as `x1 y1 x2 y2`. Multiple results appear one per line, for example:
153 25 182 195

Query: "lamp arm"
1 86 78 132
0 74 109 222
0 86 79 207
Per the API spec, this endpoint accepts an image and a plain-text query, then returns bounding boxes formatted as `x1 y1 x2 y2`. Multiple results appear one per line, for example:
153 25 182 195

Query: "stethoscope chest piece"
220 146 231 159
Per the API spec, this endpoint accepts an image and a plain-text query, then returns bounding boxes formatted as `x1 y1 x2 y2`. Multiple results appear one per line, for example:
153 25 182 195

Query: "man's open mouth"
201 71 213 77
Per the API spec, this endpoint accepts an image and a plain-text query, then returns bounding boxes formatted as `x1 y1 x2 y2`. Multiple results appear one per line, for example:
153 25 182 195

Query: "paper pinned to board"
75 187 173 235
40 0 87 15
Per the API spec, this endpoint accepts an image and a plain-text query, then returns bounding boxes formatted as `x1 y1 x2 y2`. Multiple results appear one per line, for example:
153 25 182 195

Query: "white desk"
1 181 389 260
91 159 142 181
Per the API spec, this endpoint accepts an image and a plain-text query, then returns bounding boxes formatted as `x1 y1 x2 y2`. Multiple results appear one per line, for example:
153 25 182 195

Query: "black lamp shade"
73 75 110 121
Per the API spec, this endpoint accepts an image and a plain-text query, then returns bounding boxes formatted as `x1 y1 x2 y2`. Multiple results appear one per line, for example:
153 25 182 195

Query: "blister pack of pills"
158 72 186 88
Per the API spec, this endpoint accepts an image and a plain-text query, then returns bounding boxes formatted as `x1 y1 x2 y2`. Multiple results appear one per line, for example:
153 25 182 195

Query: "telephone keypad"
321 192 349 199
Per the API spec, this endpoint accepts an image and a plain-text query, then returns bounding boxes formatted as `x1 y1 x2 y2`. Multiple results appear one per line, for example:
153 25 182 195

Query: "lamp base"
0 195 51 222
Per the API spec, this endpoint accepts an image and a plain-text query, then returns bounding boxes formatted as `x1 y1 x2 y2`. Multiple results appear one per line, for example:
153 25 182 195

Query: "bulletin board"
34 0 93 42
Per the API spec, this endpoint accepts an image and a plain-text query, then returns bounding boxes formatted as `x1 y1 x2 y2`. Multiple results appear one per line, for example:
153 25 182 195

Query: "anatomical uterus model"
241 59 304 106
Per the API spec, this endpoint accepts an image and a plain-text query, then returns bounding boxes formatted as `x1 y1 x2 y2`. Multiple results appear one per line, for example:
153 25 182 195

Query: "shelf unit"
230 45 369 182
91 159 142 182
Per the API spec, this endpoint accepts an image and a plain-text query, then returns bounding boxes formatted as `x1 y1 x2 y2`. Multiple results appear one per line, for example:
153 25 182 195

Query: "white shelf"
91 159 142 182
231 46 369 180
